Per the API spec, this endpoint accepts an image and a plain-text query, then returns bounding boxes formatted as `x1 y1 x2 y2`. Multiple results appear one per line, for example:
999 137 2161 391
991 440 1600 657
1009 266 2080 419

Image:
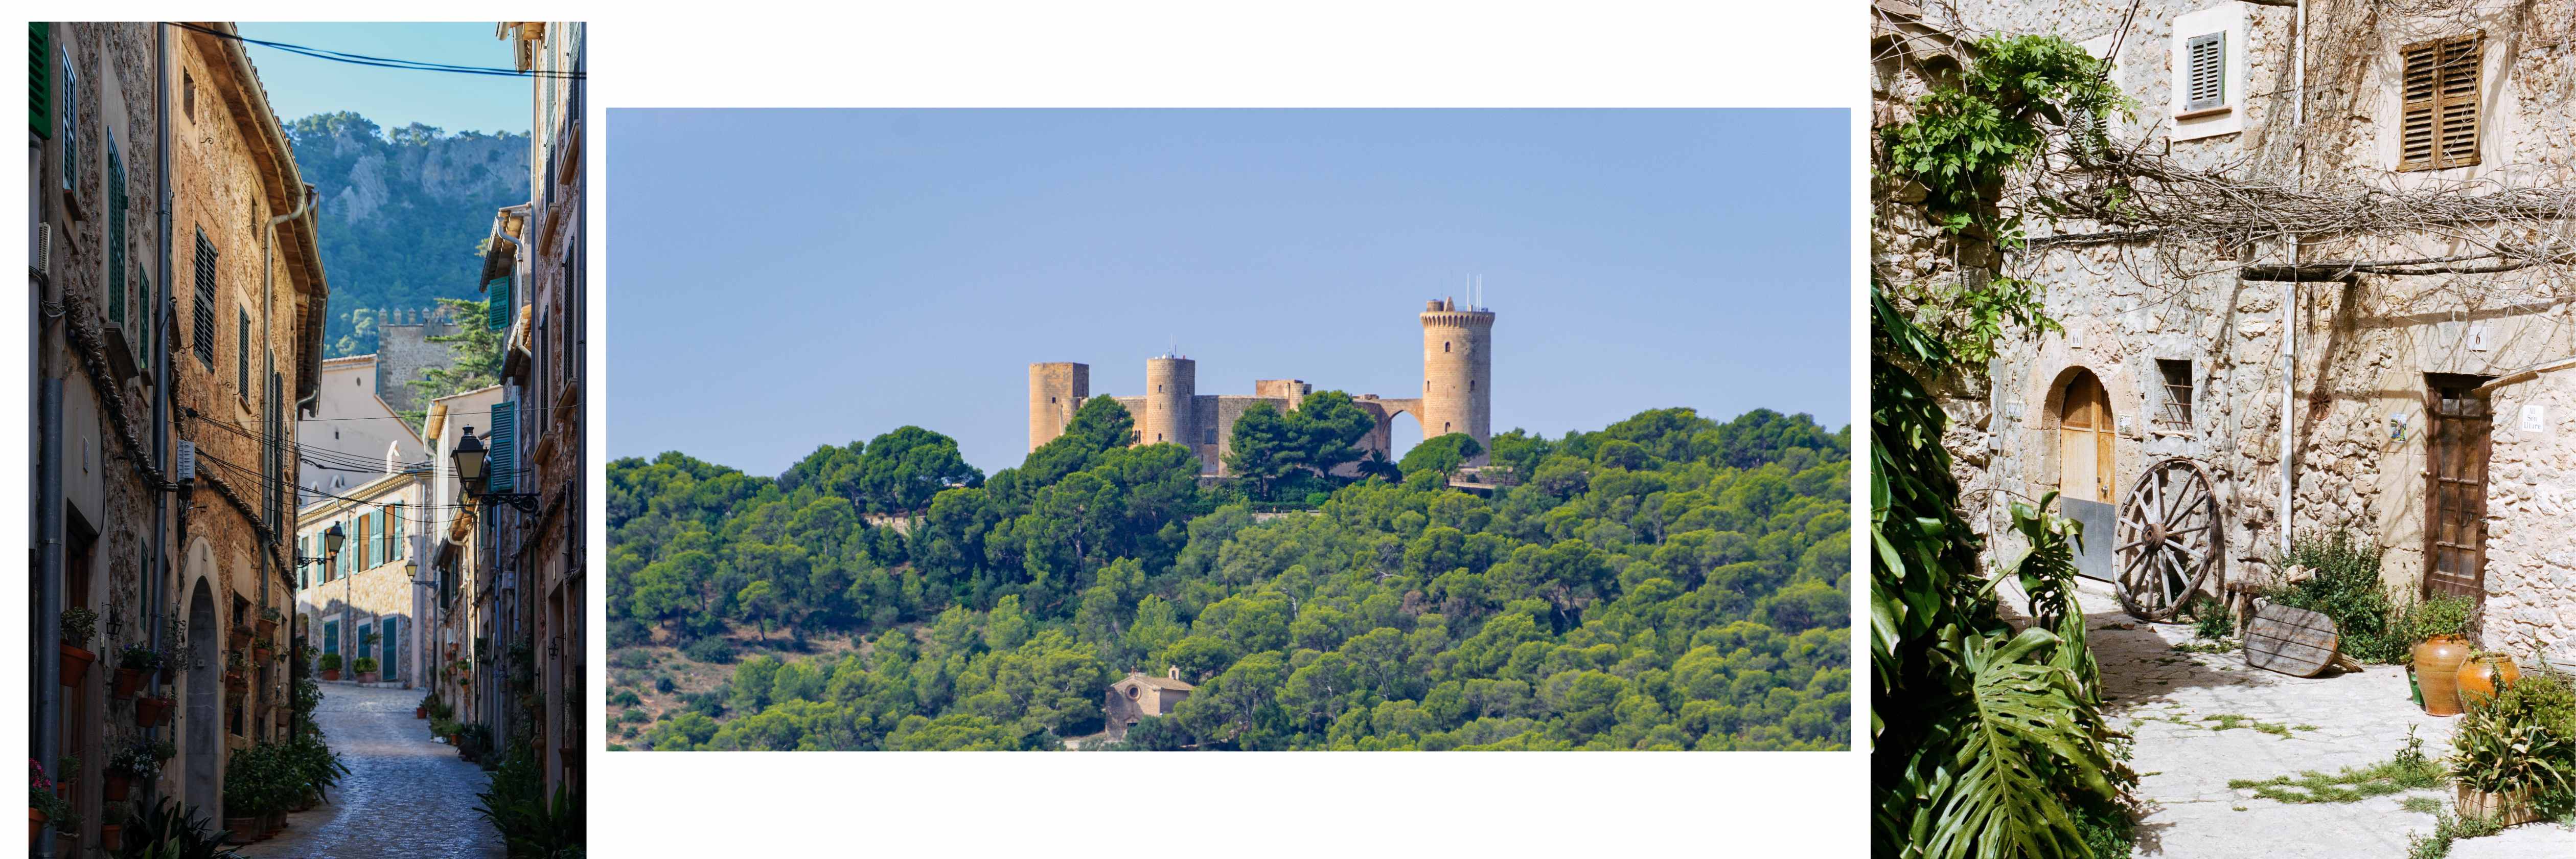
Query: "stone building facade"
30 21 326 852
473 20 588 798
1030 298 1495 474
297 353 427 506
1872 1 2573 656
422 384 505 738
295 471 425 687
1103 669 1196 741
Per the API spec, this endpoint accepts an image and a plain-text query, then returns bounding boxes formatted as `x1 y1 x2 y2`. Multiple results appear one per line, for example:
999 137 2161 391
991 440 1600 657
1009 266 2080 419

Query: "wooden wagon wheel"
2114 458 2223 622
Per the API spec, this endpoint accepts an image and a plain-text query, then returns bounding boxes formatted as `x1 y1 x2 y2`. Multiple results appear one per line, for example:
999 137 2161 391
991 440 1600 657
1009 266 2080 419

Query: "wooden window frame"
2398 33 2483 172
2154 359 2195 432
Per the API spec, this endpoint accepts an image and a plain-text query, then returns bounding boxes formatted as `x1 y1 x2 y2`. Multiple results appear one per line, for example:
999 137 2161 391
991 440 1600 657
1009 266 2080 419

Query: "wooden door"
2059 371 2117 503
2423 374 2490 602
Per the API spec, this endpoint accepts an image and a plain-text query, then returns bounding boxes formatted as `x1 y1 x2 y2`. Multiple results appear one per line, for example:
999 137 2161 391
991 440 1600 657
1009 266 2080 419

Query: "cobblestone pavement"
237 683 502 858
2033 579 2576 858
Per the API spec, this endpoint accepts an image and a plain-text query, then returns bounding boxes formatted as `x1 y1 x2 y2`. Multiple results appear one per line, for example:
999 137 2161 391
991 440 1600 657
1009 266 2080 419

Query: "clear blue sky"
610 109 1849 478
236 22 528 135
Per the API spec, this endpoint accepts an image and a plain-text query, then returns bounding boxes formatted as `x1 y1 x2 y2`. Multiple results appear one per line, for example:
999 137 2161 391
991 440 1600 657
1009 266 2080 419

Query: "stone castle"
1030 298 1495 476
374 305 465 416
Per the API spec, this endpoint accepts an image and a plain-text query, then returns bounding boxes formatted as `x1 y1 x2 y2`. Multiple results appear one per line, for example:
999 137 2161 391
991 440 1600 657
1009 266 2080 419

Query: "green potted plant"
59 607 99 687
317 652 342 682
105 738 165 803
54 755 80 799
257 606 282 638
2451 674 2574 826
113 643 162 699
223 650 248 689
30 761 65 845
352 655 380 684
97 801 124 851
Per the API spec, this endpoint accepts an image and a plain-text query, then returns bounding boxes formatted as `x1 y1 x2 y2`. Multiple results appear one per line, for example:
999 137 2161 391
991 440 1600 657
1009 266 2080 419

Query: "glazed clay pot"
2455 654 2521 707
2414 635 2472 716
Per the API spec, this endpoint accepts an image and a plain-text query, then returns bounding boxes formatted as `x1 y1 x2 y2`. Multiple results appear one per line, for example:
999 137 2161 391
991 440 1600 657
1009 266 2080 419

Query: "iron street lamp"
294 522 346 568
451 425 539 513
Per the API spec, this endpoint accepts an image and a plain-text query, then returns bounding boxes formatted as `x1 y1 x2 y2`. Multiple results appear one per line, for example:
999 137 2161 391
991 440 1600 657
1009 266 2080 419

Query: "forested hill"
605 404 1852 751
285 112 528 357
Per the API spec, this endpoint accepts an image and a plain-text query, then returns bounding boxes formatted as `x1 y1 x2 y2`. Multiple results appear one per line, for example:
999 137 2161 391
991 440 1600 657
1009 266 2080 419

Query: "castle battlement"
1029 300 1493 475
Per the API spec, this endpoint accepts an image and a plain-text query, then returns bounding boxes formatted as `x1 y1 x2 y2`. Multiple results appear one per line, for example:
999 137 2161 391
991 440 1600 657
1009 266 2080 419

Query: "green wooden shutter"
382 617 399 681
29 24 49 139
297 536 309 588
488 401 517 493
137 269 152 357
323 620 338 655
390 503 405 560
375 509 389 567
108 133 127 329
487 276 512 331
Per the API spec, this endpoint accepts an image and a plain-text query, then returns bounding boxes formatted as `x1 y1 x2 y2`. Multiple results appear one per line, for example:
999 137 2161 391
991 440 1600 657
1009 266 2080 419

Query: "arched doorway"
2057 369 2116 504
186 577 220 816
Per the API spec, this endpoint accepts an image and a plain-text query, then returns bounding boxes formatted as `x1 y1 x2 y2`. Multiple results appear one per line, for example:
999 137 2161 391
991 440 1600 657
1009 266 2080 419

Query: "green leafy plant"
119 644 166 671
351 656 379 674
62 606 100 647
116 797 245 859
474 742 585 858
2451 674 2576 804
317 652 342 671
2268 533 2409 663
1871 287 2134 858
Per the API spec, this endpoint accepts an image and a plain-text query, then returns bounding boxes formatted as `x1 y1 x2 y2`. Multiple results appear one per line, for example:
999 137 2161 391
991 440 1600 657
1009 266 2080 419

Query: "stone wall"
2480 366 2576 652
1873 1 2573 654
374 306 462 416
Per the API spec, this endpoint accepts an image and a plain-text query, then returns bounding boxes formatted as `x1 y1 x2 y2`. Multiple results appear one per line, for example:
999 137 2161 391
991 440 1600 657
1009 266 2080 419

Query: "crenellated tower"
1420 297 1494 461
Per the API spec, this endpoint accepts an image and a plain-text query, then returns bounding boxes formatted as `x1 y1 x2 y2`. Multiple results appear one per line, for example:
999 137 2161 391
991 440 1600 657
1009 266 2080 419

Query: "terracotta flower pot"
100 823 122 851
54 833 77 856
2413 635 2472 716
30 809 42 845
358 672 379 684
2457 783 2543 827
224 817 261 844
104 772 130 801
228 628 252 649
113 666 148 699
416 707 428 719
320 669 340 682
136 695 174 726
255 647 274 663
2456 654 2521 707
256 617 279 638
59 644 97 687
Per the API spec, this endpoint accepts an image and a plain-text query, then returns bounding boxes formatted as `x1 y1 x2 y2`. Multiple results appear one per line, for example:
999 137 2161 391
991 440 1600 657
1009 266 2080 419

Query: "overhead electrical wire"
165 21 585 79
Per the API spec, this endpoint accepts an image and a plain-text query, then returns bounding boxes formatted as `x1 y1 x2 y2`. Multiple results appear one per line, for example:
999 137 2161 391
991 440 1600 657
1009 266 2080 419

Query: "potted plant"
54 755 80 799
105 739 163 802
223 650 248 690
113 644 162 699
59 607 99 687
352 655 380 684
2451 674 2573 826
30 760 64 845
317 652 342 682
227 618 252 650
98 801 124 851
134 694 174 727
257 606 282 638
2457 650 2522 707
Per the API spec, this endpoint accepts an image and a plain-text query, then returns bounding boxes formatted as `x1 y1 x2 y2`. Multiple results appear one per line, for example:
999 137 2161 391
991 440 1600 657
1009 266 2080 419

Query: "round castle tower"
1420 297 1494 461
1144 354 1198 448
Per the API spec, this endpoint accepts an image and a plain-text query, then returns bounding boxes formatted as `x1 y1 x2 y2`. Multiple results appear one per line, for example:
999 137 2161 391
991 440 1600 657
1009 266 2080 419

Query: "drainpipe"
261 185 313 616
148 17 174 801
2281 1 2308 561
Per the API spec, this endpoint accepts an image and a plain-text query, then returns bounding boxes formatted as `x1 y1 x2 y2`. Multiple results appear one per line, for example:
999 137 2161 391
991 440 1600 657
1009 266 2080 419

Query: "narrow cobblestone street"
237 684 503 858
2036 580 2576 858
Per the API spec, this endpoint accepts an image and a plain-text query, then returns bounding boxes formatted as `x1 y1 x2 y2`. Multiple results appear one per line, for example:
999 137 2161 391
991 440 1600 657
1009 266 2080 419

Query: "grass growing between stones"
2405 810 2505 859
2204 713 2302 737
2402 797 2446 814
2230 732 2447 804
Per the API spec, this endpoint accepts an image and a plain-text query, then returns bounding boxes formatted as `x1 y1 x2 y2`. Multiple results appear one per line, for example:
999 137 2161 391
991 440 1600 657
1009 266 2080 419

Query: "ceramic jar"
2413 635 2472 716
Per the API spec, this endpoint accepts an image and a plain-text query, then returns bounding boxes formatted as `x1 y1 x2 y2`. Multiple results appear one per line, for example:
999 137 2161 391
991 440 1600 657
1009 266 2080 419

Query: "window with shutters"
194 230 217 368
238 309 250 397
2182 33 2225 114
60 47 77 194
109 131 128 330
182 71 194 121
489 400 518 493
2398 34 2482 172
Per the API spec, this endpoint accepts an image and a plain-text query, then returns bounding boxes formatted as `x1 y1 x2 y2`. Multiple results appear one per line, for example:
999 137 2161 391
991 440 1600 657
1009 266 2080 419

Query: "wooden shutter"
194 230 217 367
137 269 151 356
2400 34 2482 171
2184 33 2225 112
488 276 513 331
238 309 249 394
108 135 127 328
489 400 518 493
29 24 49 139
390 502 404 561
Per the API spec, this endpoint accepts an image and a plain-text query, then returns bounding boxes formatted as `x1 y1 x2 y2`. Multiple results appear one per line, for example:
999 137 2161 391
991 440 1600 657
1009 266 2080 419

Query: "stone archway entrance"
2057 369 2117 504
186 577 220 816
